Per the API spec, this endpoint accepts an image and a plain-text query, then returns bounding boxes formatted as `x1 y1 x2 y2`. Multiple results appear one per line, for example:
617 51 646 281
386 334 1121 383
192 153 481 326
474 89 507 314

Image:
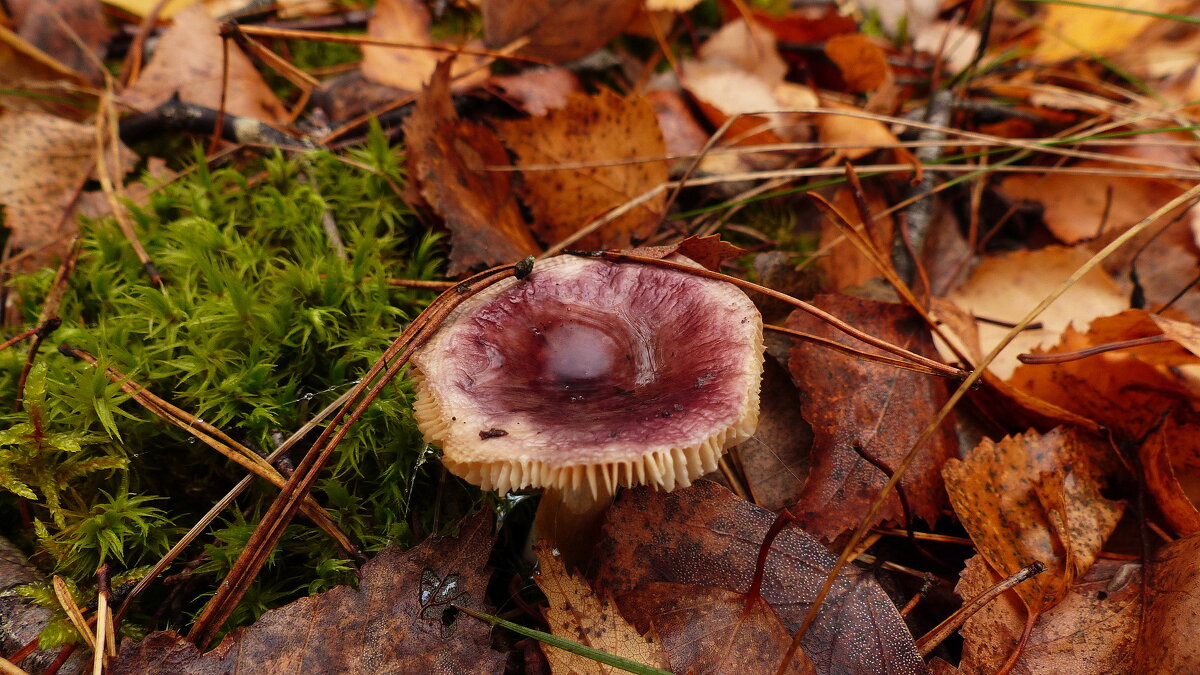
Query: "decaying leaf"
628 234 747 272
360 0 487 93
0 23 92 118
619 584 815 674
816 187 895 291
482 0 640 63
1009 309 1200 439
8 0 110 85
943 428 1124 613
496 91 668 251
730 355 811 513
956 554 1141 674
785 294 956 541
533 543 669 674
110 510 503 674
1135 532 1200 673
404 61 540 274
593 481 928 674
121 5 287 123
1139 414 1200 536
948 246 1128 379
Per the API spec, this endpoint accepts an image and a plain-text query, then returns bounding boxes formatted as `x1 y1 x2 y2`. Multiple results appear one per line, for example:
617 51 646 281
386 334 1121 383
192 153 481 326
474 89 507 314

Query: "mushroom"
410 254 763 555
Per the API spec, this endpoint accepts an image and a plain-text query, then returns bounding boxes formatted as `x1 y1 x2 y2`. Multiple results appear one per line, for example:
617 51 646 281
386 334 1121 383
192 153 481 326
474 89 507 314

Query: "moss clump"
1 124 457 640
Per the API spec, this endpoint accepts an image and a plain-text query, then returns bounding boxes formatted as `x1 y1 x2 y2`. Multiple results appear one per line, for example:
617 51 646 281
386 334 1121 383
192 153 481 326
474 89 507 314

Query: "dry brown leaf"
1139 414 1200 537
495 91 668 250
404 61 540 274
593 481 929 674
1135 532 1200 673
482 0 639 63
619 585 815 674
1008 309 1200 439
360 0 488 93
0 110 135 268
644 0 702 11
730 355 811 513
947 246 1128 379
817 187 895 290
8 0 110 85
785 294 957 541
956 554 1141 675
110 510 503 674
627 234 748 272
943 428 1124 613
824 33 889 93
491 67 582 115
815 100 902 163
533 543 669 674
0 23 92 118
121 4 287 123
643 88 708 169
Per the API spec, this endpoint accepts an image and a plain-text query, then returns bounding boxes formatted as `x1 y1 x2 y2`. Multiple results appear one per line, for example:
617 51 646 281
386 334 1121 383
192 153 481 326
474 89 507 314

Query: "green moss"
2 122 456 640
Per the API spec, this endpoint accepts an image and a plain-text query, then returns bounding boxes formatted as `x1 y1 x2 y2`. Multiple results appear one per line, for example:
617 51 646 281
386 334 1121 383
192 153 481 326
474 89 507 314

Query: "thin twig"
915 561 1045 655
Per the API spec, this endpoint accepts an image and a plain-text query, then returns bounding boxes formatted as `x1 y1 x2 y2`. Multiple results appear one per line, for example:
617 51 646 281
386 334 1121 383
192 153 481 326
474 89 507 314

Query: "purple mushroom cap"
411 255 763 506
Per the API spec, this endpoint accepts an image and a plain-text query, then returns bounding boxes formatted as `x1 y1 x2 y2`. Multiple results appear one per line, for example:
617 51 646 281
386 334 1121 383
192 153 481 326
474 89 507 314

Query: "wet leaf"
592 481 928 675
619 584 815 675
482 0 640 63
496 91 668 251
110 510 503 674
943 428 1124 613
785 294 957 541
533 543 669 674
360 0 487 93
956 554 1141 674
404 61 540 274
121 5 287 123
1135 532 1200 673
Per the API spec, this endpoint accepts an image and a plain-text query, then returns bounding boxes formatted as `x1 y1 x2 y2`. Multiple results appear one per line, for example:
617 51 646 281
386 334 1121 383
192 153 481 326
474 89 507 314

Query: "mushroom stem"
532 488 613 573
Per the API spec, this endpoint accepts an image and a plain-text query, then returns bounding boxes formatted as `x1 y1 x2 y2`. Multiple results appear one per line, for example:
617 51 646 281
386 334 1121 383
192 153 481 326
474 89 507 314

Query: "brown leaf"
643 88 708 168
592 481 928 674
1008 309 1200 439
0 110 134 268
956 554 1141 675
947 246 1128 379
731 355 811 513
815 100 903 163
404 61 540 274
619 585 815 674
1031 0 1188 62
360 0 488 93
626 234 748 271
491 67 582 116
533 543 669 674
482 0 639 63
942 428 1124 613
785 294 957 541
1135 532 1200 673
496 91 668 250
817 187 894 291
121 5 287 123
824 33 889 93
9 0 110 85
110 510 503 674
1139 414 1200 537
0 23 92 118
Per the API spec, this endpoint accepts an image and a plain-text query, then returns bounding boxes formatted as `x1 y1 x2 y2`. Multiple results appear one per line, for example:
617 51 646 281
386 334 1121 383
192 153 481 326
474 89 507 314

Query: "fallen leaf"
491 67 582 115
785 294 957 541
628 234 747 272
0 110 134 268
748 4 858 44
1135 532 1200 673
956 554 1141 675
404 61 540 274
947 246 1128 379
592 481 929 674
1032 0 1190 63
913 21 982 74
496 91 668 250
360 0 488 93
1139 414 1200 536
110 510 504 674
99 0 195 17
731 355 811 513
643 88 708 169
815 100 903 163
482 0 640 63
824 33 889 93
943 428 1124 613
121 5 287 123
1008 309 1200 439
1 536 91 674
0 23 92 118
698 18 786 86
619 584 815 674
644 0 701 11
9 0 110 85
533 543 670 674
817 187 895 290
